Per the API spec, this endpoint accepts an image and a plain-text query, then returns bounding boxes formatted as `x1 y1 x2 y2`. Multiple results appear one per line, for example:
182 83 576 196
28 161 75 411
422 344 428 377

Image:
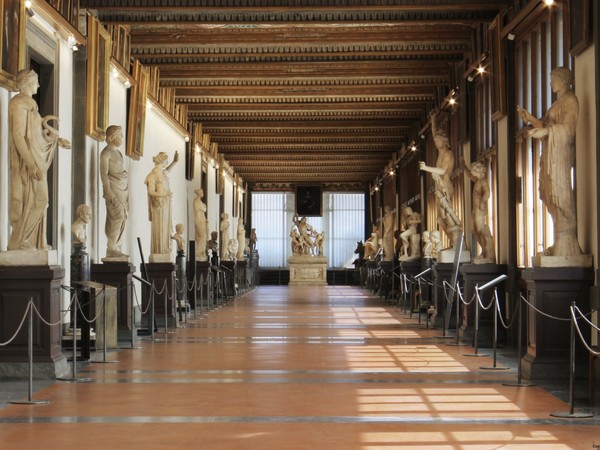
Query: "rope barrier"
519 294 571 321
0 301 32 347
571 305 600 357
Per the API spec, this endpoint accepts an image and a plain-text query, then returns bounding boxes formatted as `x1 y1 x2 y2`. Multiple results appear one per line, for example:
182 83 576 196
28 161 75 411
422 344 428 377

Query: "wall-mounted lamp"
544 0 555 5
410 141 417 152
507 33 516 41
184 135 190 143
195 144 201 154
25 0 34 16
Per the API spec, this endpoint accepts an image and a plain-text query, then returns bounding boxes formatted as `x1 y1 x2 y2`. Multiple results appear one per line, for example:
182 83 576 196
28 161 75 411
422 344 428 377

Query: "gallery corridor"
0 285 598 449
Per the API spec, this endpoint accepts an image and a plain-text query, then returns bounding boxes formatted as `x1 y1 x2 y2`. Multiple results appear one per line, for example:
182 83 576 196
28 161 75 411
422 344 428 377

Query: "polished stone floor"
0 285 599 449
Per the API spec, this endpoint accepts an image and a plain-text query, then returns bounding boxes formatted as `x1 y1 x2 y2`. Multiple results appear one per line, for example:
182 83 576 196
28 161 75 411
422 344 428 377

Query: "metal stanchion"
480 287 509 371
446 282 463 347
11 299 50 405
463 286 489 358
58 290 92 383
503 295 535 387
550 302 593 419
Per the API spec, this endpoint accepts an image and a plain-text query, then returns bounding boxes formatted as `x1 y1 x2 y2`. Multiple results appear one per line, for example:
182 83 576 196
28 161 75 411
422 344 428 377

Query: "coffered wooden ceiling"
82 0 512 189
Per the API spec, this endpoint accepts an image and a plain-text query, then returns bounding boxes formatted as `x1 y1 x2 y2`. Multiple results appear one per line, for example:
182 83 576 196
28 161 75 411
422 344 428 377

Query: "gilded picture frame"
489 15 506 121
86 15 111 141
126 59 149 160
0 0 26 90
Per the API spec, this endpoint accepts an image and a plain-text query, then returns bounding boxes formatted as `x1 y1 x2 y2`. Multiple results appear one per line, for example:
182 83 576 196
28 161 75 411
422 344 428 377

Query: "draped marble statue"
517 66 590 266
145 151 179 262
220 213 230 260
100 125 129 259
193 188 208 261
381 206 396 261
399 206 421 261
236 217 246 260
8 69 71 252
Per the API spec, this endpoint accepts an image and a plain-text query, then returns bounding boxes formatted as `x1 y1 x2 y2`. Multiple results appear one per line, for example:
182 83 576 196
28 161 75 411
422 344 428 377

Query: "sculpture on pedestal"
419 109 462 247
171 223 185 254
193 188 208 261
288 215 327 285
517 66 587 263
381 206 396 261
145 151 179 261
249 228 257 252
292 214 315 255
207 231 219 265
461 157 495 263
422 231 432 259
399 206 421 261
8 69 71 251
236 218 246 260
363 232 379 260
71 204 91 247
220 213 230 260
100 125 129 259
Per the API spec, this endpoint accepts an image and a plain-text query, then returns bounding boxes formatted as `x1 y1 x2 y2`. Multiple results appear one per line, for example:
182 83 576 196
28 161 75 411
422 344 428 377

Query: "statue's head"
551 66 574 88
16 69 38 92
211 231 218 240
175 223 184 233
105 125 123 144
76 204 91 223
195 188 203 197
152 152 169 166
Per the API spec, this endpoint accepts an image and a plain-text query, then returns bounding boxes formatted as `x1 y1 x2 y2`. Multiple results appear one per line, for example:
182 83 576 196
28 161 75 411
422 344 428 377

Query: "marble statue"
517 66 584 260
207 231 219 261
399 206 421 261
363 232 379 260
145 151 179 262
236 218 246 260
100 125 129 259
220 213 230 260
422 231 432 259
193 188 208 261
290 228 305 255
381 206 396 261
292 214 315 253
228 238 238 261
419 109 462 247
430 230 442 259
171 223 185 253
461 157 495 263
313 231 325 257
71 204 91 246
249 228 257 252
8 69 71 251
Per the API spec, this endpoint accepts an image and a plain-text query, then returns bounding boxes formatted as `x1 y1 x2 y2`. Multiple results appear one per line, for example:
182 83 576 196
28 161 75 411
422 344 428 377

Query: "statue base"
101 255 131 263
0 265 68 379
0 249 58 266
91 262 136 339
288 255 327 286
437 249 471 264
521 266 593 379
150 253 172 263
142 262 177 328
532 253 593 268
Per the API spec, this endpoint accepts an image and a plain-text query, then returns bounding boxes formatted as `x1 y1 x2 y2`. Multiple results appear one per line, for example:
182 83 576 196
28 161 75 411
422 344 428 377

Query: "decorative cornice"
179 95 434 103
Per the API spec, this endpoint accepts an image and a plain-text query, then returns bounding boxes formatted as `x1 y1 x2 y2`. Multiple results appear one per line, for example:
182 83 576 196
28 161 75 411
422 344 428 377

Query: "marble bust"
71 204 91 247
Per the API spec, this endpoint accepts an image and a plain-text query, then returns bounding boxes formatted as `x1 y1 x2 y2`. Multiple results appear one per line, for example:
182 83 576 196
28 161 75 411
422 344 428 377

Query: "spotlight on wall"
184 135 190 142
507 33 516 41
25 0 34 16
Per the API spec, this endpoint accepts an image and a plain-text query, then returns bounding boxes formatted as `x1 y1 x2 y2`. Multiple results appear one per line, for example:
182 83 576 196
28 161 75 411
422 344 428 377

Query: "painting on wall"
295 185 323 217
0 0 26 90
126 59 149 160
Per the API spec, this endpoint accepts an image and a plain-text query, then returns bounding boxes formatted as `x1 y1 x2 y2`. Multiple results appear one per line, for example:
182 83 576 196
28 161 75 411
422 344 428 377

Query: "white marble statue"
313 231 325 257
363 232 379 260
193 188 208 261
249 228 257 252
236 218 246 260
430 230 442 259
145 151 179 262
100 125 129 259
399 206 421 261
8 69 71 251
220 213 230 260
517 66 585 262
422 231 432 259
227 238 238 261
207 231 219 260
461 157 495 263
71 204 91 246
171 223 185 253
381 205 396 261
292 214 315 254
419 109 462 247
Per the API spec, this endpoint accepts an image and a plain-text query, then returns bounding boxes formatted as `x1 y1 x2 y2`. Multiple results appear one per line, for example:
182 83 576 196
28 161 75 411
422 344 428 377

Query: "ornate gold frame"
126 59 149 160
0 0 26 90
86 15 111 141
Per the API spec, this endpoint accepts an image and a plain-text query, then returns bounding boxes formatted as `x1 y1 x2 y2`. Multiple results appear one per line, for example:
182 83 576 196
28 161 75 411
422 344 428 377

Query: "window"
251 192 364 269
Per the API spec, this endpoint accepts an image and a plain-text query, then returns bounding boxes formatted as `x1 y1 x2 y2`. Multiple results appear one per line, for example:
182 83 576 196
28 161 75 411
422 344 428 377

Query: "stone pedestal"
142 262 176 328
73 281 118 350
398 259 426 312
459 264 507 345
237 260 248 292
188 260 210 310
432 262 462 330
71 244 90 283
175 251 187 318
91 262 135 339
521 267 593 380
378 260 393 299
288 255 327 286
0 265 67 379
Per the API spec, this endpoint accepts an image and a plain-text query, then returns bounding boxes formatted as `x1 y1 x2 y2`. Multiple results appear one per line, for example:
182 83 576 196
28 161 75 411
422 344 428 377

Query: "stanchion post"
58 290 92 383
503 295 535 387
464 286 489 358
150 284 155 341
550 302 593 419
11 299 50 405
480 288 509 371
